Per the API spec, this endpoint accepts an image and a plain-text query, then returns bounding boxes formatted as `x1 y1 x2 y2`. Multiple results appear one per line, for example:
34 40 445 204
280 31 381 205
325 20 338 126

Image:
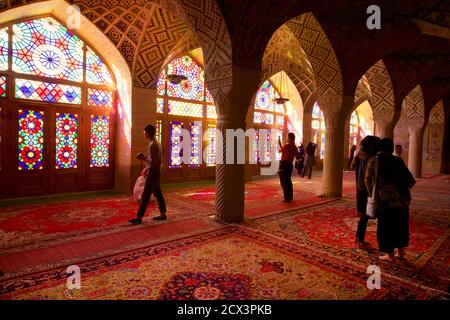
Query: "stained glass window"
156 120 162 144
166 56 204 101
86 46 114 86
254 111 274 125
255 81 277 112
88 88 113 108
169 121 183 168
206 125 216 166
157 69 166 96
0 27 8 71
15 78 82 104
190 122 202 167
0 76 6 97
55 113 78 169
168 100 203 118
90 115 110 168
311 102 326 160
206 105 217 119
276 115 285 126
157 98 164 114
12 17 84 82
18 109 44 171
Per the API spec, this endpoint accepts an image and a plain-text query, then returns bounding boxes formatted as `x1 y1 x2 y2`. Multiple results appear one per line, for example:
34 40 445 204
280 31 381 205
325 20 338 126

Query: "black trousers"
301 166 313 179
356 189 369 242
279 161 294 201
137 168 167 218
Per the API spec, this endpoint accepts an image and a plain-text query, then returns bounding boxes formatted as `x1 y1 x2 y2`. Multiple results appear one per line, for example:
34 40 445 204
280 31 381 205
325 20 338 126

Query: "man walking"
129 124 167 224
278 133 298 203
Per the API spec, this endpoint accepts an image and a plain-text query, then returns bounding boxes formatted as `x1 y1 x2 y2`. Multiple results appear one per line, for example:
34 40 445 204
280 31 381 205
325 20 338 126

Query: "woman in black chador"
354 135 381 249
365 138 416 261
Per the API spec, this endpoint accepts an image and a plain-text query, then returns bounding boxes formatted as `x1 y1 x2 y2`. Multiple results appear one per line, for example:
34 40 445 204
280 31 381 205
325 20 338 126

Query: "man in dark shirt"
129 124 167 224
278 133 298 203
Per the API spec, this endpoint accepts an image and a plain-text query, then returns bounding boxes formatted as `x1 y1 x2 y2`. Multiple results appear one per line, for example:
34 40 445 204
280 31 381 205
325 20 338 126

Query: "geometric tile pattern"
134 6 190 88
364 60 396 127
428 100 444 125
286 13 343 96
403 85 426 131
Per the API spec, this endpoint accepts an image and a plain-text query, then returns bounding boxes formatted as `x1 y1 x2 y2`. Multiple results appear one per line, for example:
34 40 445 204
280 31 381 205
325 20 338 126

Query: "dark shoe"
282 200 291 203
129 218 142 225
153 215 167 221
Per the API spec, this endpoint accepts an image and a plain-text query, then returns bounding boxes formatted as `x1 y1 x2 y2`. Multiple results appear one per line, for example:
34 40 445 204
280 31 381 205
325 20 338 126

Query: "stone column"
441 104 450 174
319 94 353 197
302 112 312 145
212 65 261 223
407 119 426 178
373 113 396 139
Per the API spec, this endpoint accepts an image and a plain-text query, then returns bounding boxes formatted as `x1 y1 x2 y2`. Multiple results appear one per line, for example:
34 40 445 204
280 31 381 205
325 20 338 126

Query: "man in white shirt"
129 124 167 224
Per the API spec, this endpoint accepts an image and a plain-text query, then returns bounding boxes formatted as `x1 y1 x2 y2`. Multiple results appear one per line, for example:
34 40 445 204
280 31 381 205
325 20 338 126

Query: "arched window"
311 102 325 159
0 17 116 197
252 80 287 162
349 111 360 148
156 55 216 182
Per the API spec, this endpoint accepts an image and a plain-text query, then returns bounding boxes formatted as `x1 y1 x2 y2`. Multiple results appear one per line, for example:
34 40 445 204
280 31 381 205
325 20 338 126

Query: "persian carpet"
1 227 446 300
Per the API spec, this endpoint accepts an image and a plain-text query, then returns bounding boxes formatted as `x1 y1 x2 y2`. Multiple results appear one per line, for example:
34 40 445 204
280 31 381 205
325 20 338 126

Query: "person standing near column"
129 124 167 224
278 133 298 203
302 142 317 179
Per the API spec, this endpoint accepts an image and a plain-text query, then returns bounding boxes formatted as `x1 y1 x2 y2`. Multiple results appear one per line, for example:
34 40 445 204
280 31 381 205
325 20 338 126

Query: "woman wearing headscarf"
365 138 416 261
354 135 381 249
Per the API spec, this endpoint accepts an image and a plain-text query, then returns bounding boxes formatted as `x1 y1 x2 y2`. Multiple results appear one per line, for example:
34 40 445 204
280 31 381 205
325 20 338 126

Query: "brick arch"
285 12 343 96
363 60 397 134
429 100 445 126
263 25 314 80
402 85 427 130
159 29 201 73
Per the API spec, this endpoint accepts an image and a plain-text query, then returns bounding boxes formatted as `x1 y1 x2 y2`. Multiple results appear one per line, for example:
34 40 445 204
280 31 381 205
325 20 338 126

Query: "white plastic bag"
133 176 146 202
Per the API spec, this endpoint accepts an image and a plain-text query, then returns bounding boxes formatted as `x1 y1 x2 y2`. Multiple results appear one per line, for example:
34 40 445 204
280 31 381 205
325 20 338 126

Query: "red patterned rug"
1 227 446 300
0 195 212 253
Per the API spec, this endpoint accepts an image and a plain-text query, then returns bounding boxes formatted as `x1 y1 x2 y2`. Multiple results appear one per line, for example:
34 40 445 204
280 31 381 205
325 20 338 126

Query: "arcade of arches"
0 0 449 300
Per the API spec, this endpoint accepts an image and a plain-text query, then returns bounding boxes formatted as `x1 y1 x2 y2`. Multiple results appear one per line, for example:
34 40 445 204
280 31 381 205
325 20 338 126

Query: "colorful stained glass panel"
206 104 217 119
86 46 114 86
90 115 110 167
0 76 6 97
168 100 203 118
156 120 162 144
255 81 275 112
157 98 164 114
12 17 84 82
166 55 204 101
18 109 44 171
276 115 285 127
157 69 166 96
190 122 202 167
0 27 8 71
88 88 113 108
56 113 78 169
169 121 183 168
206 125 216 166
254 111 274 125
15 78 81 104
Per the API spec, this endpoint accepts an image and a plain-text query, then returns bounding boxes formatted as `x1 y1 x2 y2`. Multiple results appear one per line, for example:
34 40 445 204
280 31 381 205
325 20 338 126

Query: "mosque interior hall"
0 0 449 301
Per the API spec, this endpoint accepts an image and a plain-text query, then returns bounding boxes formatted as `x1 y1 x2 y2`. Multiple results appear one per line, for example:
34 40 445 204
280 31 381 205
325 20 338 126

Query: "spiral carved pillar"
212 65 261 223
408 126 425 178
319 95 352 197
